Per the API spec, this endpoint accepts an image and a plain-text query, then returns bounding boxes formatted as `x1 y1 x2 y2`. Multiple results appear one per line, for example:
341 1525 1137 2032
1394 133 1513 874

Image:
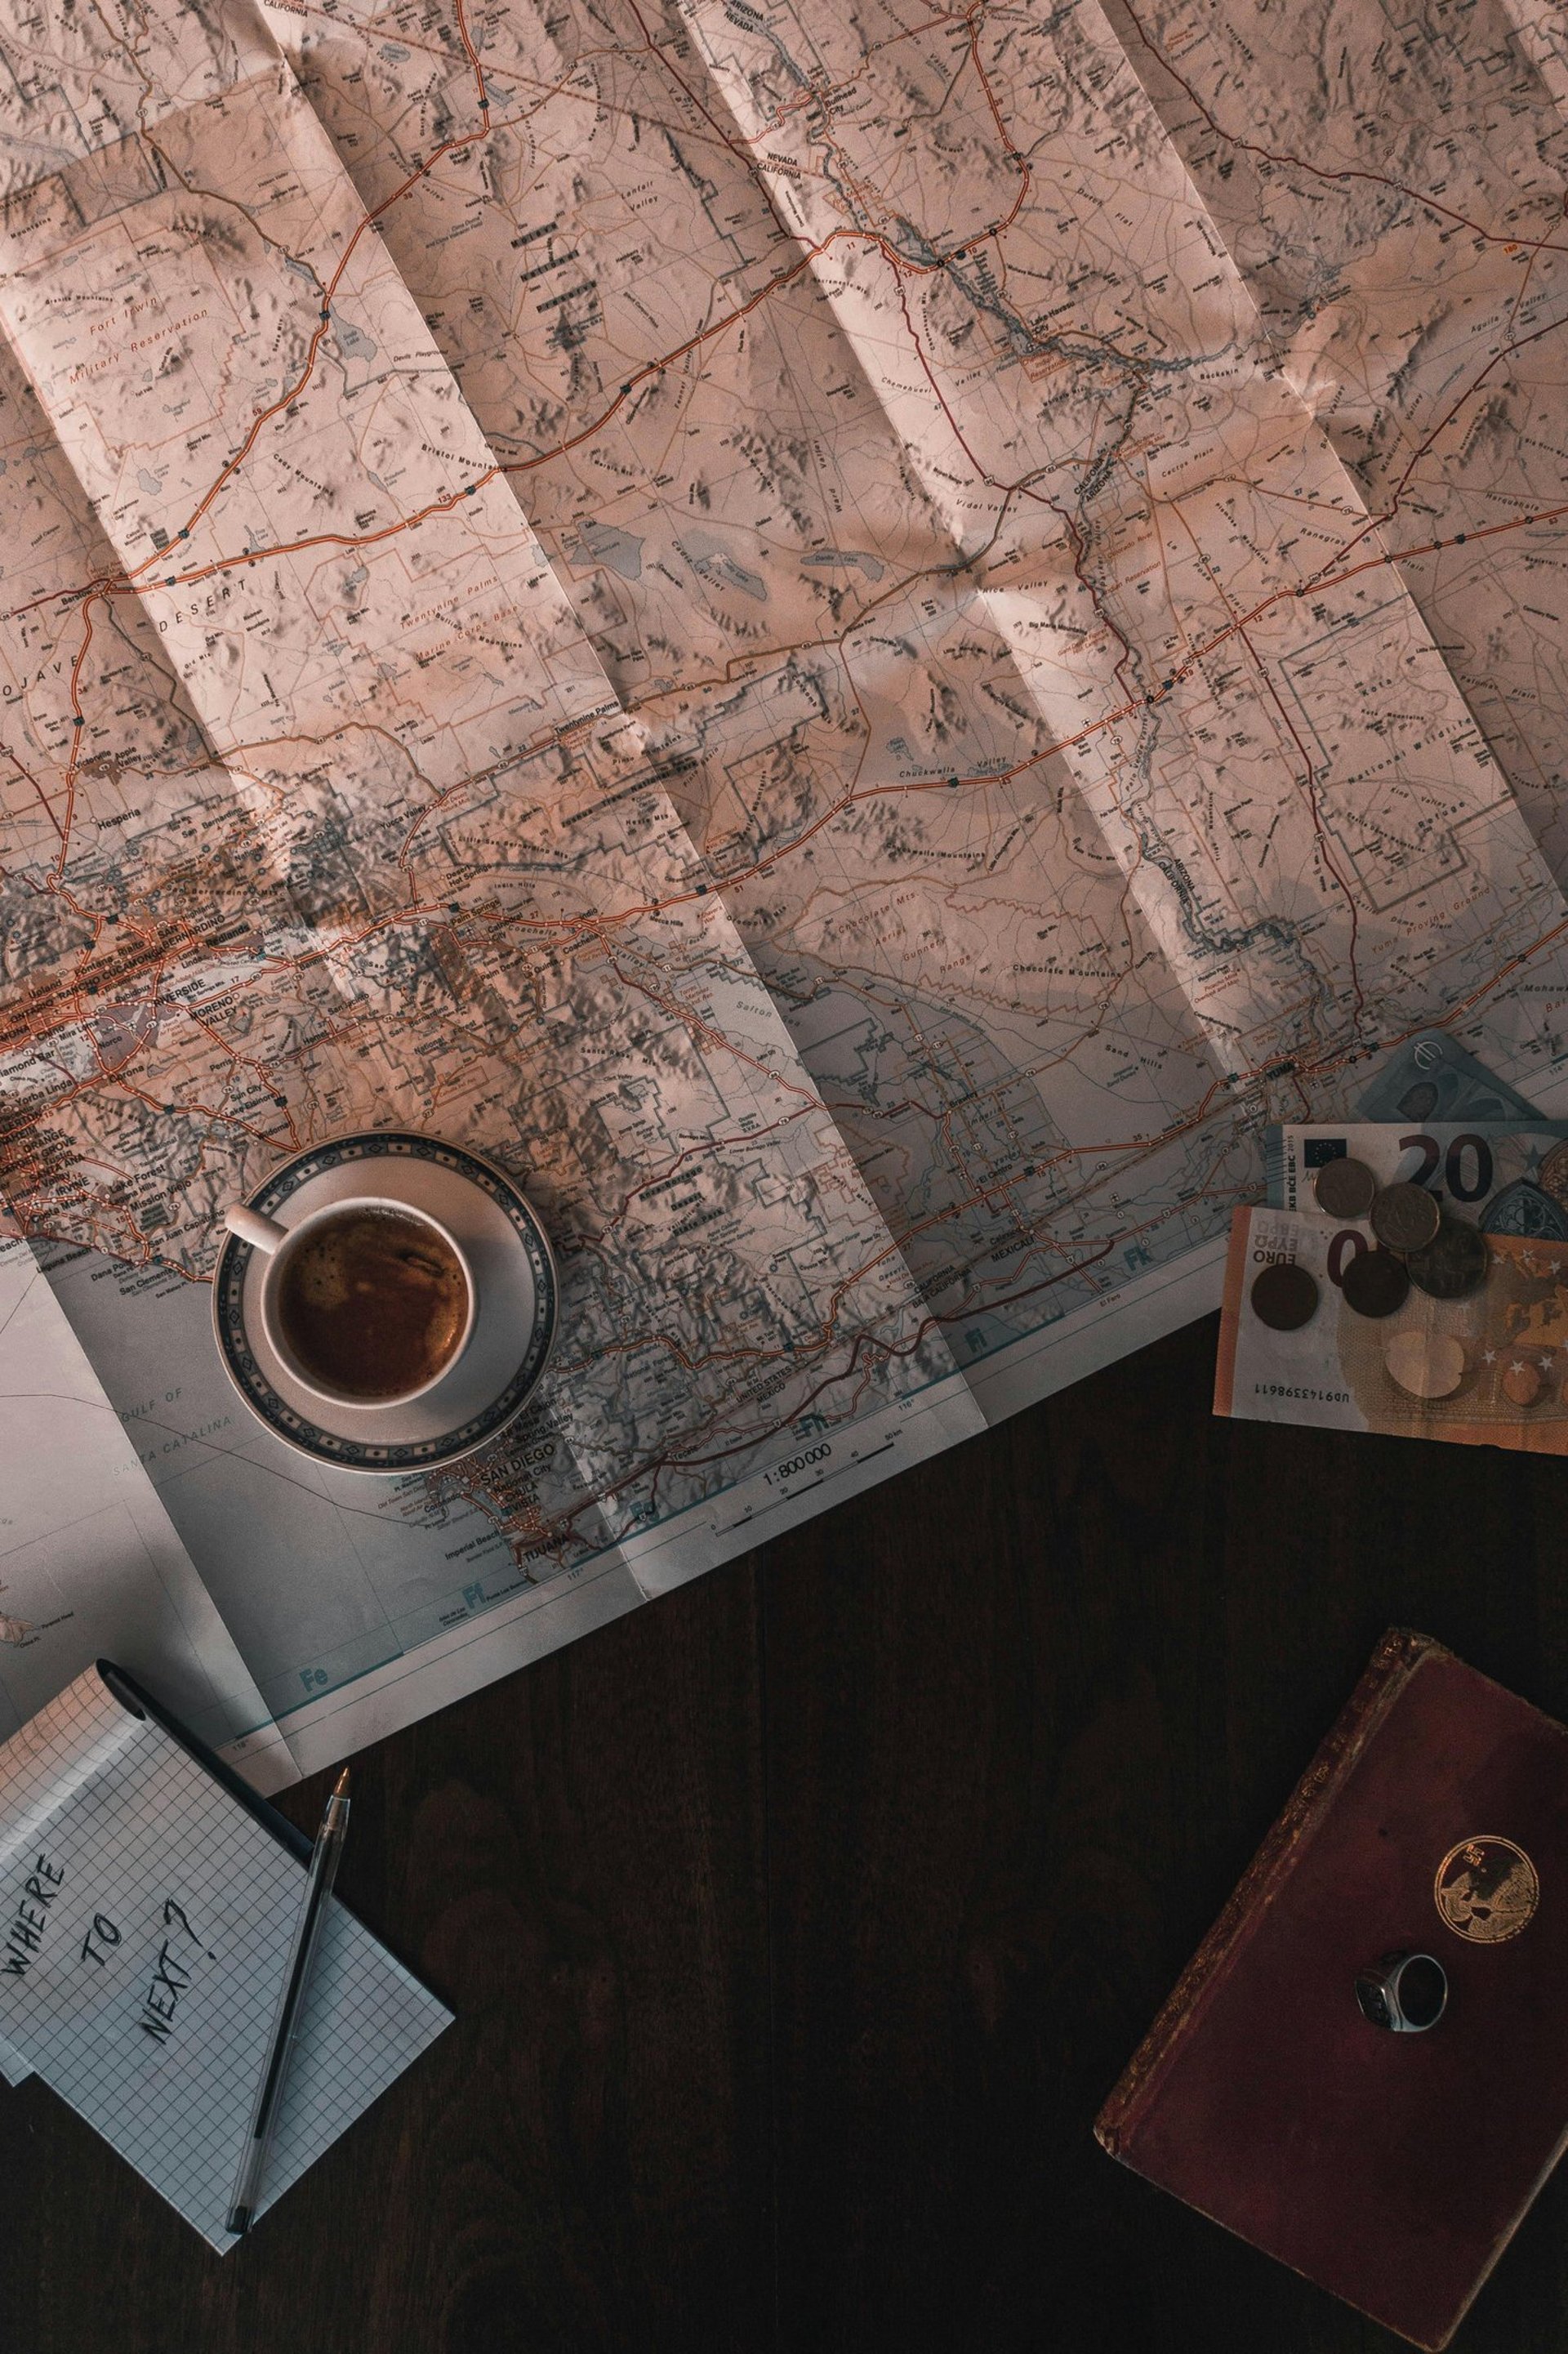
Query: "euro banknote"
1267 1123 1568 1237
1215 1207 1568 1456
1354 1032 1541 1125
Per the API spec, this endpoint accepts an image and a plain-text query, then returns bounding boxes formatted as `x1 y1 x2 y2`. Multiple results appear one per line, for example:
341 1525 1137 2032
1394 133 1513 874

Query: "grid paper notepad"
0 1664 450 2248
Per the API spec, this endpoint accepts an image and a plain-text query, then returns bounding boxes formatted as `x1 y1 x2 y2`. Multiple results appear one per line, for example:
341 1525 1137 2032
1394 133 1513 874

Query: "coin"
1312 1155 1377 1219
1339 1247 1410 1319
1434 1836 1539 1943
1250 1260 1319 1331
1384 1328 1465 1399
1404 1215 1490 1301
1370 1180 1441 1253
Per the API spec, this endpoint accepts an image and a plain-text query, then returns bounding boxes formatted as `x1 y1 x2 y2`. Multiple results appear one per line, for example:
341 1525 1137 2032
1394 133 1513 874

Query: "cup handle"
225 1204 290 1254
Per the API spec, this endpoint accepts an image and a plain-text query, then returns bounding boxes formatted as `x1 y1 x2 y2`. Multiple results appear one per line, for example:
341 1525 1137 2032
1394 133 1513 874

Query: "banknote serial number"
764 1443 832 1485
1254 1384 1352 1403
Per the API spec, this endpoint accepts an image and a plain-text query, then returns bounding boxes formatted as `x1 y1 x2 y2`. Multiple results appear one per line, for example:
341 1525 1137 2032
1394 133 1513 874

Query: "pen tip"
332 1766 350 1798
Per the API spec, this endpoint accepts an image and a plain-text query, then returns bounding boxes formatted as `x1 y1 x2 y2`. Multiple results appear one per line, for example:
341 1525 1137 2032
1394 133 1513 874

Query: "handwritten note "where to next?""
0 1665 448 2247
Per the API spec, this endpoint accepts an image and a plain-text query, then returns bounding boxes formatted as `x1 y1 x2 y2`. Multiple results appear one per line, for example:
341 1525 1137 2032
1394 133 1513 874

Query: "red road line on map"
89 235 862 605
120 65 497 584
450 0 492 118
1115 0 1568 261
4 748 65 845
1294 311 1568 585
71 440 1553 965
51 591 107 879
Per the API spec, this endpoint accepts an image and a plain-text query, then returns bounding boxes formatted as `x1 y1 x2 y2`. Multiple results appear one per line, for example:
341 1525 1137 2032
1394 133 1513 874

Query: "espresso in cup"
275 1205 470 1402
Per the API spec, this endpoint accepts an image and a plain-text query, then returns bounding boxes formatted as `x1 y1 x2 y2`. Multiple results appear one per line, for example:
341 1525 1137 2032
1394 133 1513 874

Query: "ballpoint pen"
226 1764 351 2237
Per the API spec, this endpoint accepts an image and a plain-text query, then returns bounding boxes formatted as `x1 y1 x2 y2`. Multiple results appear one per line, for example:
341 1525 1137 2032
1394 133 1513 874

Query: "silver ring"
1355 1950 1448 2033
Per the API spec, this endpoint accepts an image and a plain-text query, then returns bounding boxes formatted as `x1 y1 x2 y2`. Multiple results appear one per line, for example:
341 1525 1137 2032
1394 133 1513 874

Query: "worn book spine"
1095 1625 1444 2155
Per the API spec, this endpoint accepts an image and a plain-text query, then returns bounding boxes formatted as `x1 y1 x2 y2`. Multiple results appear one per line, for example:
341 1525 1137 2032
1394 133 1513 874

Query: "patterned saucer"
212 1132 557 1474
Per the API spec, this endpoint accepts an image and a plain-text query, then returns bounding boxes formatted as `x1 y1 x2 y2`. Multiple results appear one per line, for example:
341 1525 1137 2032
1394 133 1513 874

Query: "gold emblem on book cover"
1434 1835 1539 1942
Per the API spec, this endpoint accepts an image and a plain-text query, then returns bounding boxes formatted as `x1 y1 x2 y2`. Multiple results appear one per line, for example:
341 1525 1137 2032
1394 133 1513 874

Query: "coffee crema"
276 1206 469 1401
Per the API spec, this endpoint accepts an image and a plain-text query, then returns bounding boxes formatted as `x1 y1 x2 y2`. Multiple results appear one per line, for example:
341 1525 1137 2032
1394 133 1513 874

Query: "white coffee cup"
223 1194 477 1407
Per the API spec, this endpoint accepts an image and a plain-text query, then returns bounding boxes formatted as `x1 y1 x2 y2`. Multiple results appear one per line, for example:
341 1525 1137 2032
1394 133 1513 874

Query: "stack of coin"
1310 1158 1491 1309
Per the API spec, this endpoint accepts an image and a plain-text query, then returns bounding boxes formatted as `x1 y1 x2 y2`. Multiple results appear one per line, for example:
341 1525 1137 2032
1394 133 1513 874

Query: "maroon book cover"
1096 1631 1568 2349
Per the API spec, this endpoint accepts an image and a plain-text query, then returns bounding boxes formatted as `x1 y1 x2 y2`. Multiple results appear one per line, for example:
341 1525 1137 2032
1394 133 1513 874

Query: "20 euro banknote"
1266 1124 1568 1235
1215 1207 1568 1456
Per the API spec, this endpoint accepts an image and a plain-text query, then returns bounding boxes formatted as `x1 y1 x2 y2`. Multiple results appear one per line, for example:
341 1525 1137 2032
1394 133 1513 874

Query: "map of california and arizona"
0 0 1566 1768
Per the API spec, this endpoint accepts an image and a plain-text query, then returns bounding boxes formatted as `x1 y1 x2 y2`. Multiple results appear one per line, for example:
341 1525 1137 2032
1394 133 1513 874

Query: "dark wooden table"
5 1312 1567 2353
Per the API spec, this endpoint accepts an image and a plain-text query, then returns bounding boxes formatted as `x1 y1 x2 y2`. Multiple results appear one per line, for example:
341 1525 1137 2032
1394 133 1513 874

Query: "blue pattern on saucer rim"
213 1132 557 1473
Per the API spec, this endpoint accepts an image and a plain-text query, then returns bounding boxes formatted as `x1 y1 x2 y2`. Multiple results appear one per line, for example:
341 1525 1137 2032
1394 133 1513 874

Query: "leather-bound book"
1096 1630 1568 2348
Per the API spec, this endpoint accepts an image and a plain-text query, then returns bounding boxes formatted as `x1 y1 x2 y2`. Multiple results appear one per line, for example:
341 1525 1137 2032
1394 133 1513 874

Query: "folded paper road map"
2 0 1568 1768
